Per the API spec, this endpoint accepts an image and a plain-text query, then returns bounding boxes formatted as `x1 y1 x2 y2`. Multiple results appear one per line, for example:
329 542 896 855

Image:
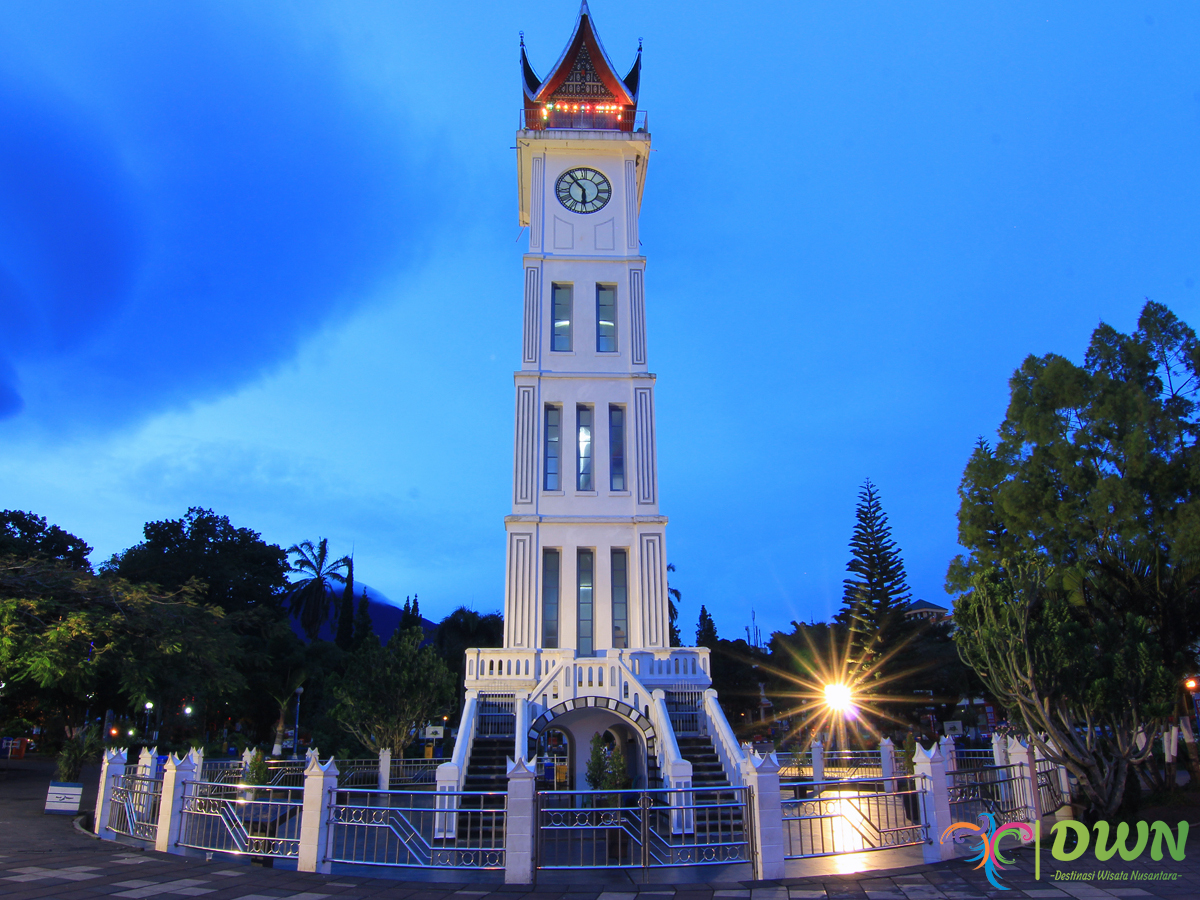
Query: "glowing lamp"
824 683 854 713
1187 678 1197 691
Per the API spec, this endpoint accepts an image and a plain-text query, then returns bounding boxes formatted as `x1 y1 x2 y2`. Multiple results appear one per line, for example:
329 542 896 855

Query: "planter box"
45 782 83 815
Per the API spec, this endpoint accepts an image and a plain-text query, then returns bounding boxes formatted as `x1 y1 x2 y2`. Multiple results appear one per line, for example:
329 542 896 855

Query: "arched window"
469 660 474 676
489 659 494 676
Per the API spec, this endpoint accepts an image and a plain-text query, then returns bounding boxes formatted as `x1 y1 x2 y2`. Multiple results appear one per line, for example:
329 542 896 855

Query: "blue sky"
1 2 1197 641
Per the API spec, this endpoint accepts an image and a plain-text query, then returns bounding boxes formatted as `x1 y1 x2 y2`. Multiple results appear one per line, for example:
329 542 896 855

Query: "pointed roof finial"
520 30 525 48
580 0 591 16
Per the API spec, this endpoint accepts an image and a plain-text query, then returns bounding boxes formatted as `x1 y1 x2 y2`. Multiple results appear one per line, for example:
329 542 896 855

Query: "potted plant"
240 748 269 801
46 727 100 815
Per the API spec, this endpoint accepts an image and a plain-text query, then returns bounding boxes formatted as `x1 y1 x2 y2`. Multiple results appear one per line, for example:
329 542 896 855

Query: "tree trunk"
271 709 286 757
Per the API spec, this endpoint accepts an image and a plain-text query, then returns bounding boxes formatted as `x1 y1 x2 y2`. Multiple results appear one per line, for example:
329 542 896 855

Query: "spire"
521 3 640 130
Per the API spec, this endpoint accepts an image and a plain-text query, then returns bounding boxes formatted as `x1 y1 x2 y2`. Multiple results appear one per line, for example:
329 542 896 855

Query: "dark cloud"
0 5 430 430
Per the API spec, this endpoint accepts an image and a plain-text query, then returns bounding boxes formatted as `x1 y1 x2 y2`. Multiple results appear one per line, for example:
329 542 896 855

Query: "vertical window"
596 284 617 352
577 549 594 657
544 406 561 491
611 549 628 648
552 283 572 351
577 406 593 491
609 405 625 491
542 549 560 648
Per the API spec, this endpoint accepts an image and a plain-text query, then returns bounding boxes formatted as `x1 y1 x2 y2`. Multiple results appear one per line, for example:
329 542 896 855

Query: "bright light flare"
824 683 854 713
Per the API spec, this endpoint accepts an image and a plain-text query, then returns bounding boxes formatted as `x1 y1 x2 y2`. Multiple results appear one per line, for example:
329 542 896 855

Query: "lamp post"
292 687 304 759
144 701 154 737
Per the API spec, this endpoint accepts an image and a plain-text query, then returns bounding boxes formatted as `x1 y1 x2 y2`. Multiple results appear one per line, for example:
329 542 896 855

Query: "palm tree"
286 538 351 640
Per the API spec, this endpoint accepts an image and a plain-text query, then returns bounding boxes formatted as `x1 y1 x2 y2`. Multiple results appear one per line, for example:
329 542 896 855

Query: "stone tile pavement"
3 758 1198 900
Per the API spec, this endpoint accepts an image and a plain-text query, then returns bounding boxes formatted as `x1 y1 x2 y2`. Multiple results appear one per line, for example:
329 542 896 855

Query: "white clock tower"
446 2 742 798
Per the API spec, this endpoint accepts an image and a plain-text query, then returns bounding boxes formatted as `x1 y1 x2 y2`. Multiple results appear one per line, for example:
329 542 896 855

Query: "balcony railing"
520 107 648 133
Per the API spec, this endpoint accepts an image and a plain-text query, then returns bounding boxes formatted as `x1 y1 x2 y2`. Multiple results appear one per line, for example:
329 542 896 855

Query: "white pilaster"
378 748 391 791
914 743 954 862
297 756 339 874
155 752 196 853
505 757 537 884
94 747 127 839
880 737 896 792
739 752 785 880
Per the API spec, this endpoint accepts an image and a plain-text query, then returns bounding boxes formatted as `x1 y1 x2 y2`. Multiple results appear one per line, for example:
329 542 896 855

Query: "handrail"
651 693 688 789
442 695 476 791
703 690 746 787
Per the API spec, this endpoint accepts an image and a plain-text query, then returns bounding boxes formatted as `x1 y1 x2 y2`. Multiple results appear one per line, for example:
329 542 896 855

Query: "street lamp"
823 683 853 714
144 701 154 736
292 687 304 759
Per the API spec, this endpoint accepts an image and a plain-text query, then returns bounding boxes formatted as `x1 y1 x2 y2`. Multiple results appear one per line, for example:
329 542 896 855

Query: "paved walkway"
3 757 1197 899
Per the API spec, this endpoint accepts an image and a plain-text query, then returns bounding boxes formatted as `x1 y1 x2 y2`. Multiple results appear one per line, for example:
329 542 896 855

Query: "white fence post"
378 748 391 791
811 739 825 785
914 742 955 862
739 751 785 880
155 752 195 853
297 756 338 874
1009 736 1042 823
939 735 957 778
138 746 155 776
505 756 536 884
880 737 896 793
94 747 127 839
992 731 1009 767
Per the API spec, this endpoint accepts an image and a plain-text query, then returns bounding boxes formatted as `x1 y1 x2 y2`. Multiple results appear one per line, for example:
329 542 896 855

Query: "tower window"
552 283 572 351
543 549 560 648
578 548 594 657
609 405 625 491
612 549 628 649
597 284 617 352
544 405 561 491
577 406 593 491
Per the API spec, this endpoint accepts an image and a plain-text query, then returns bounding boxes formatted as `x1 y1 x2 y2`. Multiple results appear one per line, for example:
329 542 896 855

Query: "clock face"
555 167 612 214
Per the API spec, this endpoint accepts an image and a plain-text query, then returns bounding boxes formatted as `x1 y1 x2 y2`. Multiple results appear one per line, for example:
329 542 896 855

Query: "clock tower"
447 1 741 799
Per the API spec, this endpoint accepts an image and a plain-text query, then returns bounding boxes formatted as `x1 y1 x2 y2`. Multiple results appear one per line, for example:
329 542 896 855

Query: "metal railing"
1036 758 1065 814
780 775 928 859
536 786 750 869
390 758 440 789
947 764 1034 827
106 774 163 841
262 759 306 787
777 751 812 779
177 781 304 859
520 107 648 133
946 749 994 773
823 750 883 779
327 789 505 869
477 693 516 738
200 760 245 784
666 690 704 736
336 759 381 788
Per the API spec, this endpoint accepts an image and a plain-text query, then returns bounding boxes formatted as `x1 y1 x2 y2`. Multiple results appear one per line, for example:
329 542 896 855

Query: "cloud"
0 4 433 432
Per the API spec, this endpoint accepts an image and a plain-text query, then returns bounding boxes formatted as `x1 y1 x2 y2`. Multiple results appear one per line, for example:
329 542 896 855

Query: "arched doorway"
526 696 658 790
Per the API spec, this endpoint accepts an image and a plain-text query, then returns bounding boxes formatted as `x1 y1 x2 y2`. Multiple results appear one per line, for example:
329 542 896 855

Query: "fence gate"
947 764 1035 827
535 786 750 870
106 774 163 842
177 781 304 859
780 775 928 859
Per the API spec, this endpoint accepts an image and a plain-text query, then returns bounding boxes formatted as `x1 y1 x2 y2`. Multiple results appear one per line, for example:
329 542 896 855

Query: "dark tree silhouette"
286 538 351 640
836 479 912 668
695 605 717 648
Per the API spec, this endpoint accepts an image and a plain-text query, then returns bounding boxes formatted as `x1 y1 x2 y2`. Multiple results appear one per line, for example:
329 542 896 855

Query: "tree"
695 605 717 648
585 732 631 791
352 587 374 648
0 510 92 571
0 558 243 731
949 301 1200 813
433 606 504 712
399 594 423 630
335 557 355 650
836 480 914 669
285 538 351 640
667 563 682 647
329 626 455 753
956 563 1172 820
107 508 288 612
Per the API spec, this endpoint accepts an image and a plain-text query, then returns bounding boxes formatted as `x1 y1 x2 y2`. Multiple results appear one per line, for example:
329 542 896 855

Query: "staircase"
463 737 510 793
676 735 729 788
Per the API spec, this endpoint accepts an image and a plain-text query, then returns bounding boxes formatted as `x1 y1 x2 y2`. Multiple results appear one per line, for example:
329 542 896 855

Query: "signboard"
422 726 445 739
943 720 964 736
984 705 997 731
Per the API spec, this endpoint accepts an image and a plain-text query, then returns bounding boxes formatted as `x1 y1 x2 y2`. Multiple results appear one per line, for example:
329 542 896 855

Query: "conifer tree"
335 557 355 649
352 587 374 648
695 605 717 648
837 479 912 667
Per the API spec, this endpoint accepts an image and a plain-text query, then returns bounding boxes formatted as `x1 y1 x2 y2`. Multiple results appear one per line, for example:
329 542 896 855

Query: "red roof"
522 1 640 112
